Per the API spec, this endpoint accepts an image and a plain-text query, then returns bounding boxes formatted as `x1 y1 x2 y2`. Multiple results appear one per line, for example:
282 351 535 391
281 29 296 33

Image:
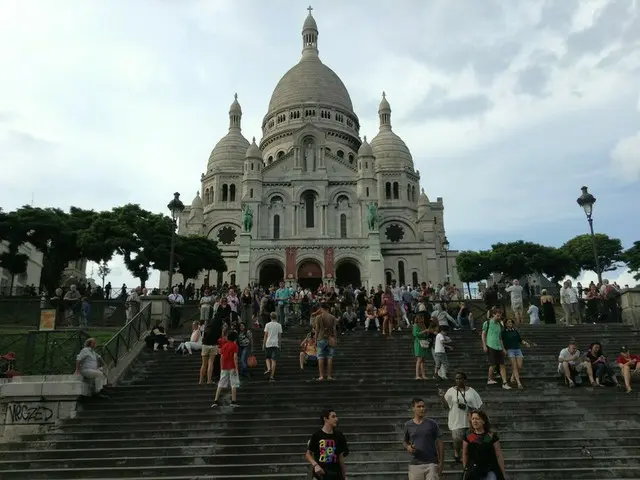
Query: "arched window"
277 150 285 159
385 271 392 286
267 156 273 164
407 184 411 200
398 260 405 285
393 182 399 199
229 184 236 202
340 213 347 238
304 192 315 228
366 187 370 197
204 189 209 205
216 270 223 287
230 273 236 286
434 216 438 224
348 153 354 164
337 150 344 158
412 271 419 287
411 186 416 202
385 182 391 199
222 184 228 201
250 188 254 198
273 214 280 239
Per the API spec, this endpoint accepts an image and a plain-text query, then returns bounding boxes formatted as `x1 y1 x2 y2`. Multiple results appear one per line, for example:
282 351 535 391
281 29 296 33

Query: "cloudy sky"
1 0 639 289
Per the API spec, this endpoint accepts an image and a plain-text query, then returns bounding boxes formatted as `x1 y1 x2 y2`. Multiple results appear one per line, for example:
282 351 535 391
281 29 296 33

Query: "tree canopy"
624 241 640 281
561 233 624 274
0 204 227 292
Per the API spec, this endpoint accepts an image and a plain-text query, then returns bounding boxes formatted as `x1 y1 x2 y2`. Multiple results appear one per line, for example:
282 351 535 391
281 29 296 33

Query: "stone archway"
258 261 285 288
336 260 361 288
297 259 323 290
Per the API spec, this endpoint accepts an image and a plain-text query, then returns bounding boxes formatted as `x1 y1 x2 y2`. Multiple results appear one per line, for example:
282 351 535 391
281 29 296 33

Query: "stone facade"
162 9 458 290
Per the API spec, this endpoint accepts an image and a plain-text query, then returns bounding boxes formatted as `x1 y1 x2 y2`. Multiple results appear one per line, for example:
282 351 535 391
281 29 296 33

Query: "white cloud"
1 0 639 288
567 268 639 288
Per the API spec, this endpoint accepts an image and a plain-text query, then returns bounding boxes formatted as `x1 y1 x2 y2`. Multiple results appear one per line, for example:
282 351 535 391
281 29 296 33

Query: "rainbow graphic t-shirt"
307 429 348 477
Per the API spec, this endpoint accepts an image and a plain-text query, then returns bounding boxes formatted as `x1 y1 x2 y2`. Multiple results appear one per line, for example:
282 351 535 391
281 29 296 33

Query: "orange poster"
39 309 56 331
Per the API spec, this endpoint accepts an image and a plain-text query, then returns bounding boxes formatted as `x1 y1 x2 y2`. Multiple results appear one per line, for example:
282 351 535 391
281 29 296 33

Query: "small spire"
301 6 318 56
363 135 367 142
229 93 242 130
378 91 392 130
196 190 200 196
252 136 256 143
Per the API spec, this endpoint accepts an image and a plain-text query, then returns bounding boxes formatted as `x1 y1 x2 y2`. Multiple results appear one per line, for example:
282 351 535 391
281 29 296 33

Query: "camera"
457 403 467 410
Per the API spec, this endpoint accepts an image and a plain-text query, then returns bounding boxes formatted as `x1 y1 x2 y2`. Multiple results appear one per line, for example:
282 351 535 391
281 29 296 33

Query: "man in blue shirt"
275 281 290 326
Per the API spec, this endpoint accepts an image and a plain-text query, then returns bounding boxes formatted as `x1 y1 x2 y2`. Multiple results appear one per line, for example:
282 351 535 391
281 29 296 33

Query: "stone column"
621 288 640 328
367 231 384 288
235 233 251 289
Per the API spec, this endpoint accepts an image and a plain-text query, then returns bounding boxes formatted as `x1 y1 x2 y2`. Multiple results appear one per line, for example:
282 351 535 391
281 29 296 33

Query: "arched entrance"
297 259 323 290
258 261 284 288
336 260 361 288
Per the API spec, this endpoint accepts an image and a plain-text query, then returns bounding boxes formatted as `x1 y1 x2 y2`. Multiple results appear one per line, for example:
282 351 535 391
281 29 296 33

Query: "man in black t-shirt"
305 408 349 479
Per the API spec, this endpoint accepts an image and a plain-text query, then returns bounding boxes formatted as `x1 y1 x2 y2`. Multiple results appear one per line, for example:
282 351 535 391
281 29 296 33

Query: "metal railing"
0 330 91 376
97 303 152 369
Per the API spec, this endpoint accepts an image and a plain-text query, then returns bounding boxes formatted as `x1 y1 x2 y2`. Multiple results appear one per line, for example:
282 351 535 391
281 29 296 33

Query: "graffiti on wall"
6 403 54 424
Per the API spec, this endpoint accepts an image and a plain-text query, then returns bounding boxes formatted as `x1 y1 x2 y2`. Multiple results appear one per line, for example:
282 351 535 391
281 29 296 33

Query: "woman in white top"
176 321 203 355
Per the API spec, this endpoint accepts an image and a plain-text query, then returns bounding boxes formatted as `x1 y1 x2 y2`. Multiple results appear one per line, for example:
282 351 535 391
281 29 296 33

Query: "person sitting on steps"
617 346 640 393
299 328 317 371
558 340 596 387
585 342 619 388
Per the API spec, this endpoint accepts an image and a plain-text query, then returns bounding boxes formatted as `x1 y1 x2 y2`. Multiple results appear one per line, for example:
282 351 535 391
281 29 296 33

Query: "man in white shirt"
75 338 110 399
527 304 540 325
167 287 185 329
439 371 482 464
263 312 283 382
558 341 595 387
559 280 581 325
505 279 524 324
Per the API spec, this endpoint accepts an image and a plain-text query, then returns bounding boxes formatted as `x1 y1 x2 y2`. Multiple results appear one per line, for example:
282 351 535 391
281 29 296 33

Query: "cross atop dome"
307 5 313 14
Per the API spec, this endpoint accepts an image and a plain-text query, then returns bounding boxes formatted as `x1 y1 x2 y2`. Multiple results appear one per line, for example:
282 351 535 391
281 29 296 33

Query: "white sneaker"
487 379 498 385
502 383 512 390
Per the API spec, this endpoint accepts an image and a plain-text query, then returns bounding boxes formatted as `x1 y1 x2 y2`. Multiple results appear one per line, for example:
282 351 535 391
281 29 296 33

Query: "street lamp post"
167 192 185 292
576 186 602 285
442 236 450 282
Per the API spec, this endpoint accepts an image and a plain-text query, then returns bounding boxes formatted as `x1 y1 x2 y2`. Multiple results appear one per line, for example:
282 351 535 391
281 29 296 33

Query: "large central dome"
265 8 354 117
267 57 354 114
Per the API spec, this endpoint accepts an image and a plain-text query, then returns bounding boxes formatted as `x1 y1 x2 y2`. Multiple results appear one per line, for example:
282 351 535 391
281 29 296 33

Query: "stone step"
1 457 639 479
15 422 640 444
2 437 637 460
0 449 636 470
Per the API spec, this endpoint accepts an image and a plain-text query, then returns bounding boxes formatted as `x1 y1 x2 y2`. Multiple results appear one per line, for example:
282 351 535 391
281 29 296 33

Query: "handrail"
97 303 152 369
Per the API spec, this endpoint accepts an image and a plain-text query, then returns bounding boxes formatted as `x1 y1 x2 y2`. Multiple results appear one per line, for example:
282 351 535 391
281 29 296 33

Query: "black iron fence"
97 303 152 369
0 329 91 376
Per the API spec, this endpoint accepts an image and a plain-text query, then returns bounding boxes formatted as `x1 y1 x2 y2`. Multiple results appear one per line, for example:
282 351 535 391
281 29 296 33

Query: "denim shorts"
316 339 334 359
507 349 523 358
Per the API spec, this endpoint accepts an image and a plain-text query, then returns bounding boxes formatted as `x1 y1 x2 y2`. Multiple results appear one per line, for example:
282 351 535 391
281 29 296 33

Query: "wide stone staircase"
1 322 640 479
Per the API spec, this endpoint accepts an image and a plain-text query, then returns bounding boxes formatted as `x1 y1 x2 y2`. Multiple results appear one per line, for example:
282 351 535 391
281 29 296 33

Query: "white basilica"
170 8 458 290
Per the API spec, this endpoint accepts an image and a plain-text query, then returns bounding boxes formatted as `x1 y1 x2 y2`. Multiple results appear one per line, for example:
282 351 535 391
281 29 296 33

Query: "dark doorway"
297 260 323 291
336 261 361 288
259 262 284 288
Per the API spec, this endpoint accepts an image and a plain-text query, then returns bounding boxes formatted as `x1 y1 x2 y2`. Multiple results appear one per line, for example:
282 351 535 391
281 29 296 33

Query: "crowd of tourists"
70 277 637 480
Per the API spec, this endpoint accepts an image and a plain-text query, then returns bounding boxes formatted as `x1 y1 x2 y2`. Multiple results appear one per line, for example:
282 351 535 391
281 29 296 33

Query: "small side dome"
191 191 203 209
358 135 374 157
418 188 429 206
245 137 262 159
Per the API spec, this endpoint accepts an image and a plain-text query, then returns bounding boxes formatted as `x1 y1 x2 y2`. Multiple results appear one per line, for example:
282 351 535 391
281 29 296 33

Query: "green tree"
623 241 640 281
97 261 111 289
109 204 174 287
537 247 580 283
175 235 227 285
561 233 624 274
490 241 551 280
455 250 493 298
77 210 127 264
0 245 29 295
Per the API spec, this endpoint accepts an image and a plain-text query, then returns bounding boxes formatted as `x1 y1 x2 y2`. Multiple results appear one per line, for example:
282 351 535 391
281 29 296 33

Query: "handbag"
419 340 430 348
247 355 258 368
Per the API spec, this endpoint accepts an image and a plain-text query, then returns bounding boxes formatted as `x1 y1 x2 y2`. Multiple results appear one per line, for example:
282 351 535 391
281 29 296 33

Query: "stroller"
0 352 20 379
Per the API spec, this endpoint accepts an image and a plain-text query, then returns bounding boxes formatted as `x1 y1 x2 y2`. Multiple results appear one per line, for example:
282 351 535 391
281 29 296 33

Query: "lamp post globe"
576 186 602 285
167 192 185 292
576 186 596 218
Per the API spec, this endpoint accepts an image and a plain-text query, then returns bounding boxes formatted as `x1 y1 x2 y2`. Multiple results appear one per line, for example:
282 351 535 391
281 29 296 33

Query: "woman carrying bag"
462 410 506 480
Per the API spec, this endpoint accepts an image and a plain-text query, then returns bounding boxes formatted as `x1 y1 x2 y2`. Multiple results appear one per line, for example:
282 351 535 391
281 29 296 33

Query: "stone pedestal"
620 288 640 328
236 233 252 289
368 231 384 288
141 295 170 330
0 375 90 443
